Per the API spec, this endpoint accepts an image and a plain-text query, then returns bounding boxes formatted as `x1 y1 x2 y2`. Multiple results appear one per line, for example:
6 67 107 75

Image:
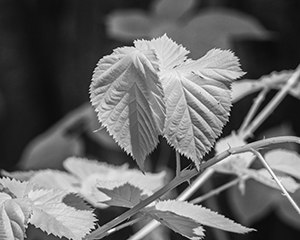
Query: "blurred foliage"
1 0 300 239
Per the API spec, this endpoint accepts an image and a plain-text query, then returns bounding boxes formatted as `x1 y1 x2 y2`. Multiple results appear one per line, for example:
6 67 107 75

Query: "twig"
175 151 181 177
106 216 145 236
240 64 300 139
251 149 300 214
128 169 215 240
86 136 300 239
238 87 269 134
191 175 248 204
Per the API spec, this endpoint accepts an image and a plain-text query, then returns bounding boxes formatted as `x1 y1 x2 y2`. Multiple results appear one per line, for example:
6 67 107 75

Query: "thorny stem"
240 64 300 139
251 149 300 215
86 136 300 240
128 169 215 240
238 87 269 134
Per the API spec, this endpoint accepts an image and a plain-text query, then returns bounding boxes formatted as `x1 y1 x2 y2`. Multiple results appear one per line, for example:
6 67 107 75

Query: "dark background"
1 0 300 239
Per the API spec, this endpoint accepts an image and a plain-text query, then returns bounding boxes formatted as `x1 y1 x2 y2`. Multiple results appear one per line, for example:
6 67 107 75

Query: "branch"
240 64 300 139
86 136 300 239
251 149 300 214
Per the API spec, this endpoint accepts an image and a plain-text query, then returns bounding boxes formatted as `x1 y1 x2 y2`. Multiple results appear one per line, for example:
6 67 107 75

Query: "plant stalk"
240 64 300 139
251 149 300 214
86 136 300 239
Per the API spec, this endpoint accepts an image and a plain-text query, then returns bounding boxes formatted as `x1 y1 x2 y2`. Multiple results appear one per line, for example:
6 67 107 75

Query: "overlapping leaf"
90 43 165 169
94 182 152 208
28 188 95 240
0 178 96 240
145 200 254 240
90 35 244 169
148 35 244 168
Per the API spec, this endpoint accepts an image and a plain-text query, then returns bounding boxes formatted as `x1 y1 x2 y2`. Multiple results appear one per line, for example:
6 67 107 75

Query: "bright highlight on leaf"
145 200 254 240
0 177 96 240
90 42 165 169
90 34 244 169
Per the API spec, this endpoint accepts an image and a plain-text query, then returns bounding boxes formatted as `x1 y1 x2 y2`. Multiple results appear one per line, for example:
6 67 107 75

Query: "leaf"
145 200 254 239
28 188 95 240
152 0 196 20
227 178 277 225
90 43 165 170
64 157 166 192
18 104 91 170
95 182 151 208
0 199 31 240
0 178 33 199
28 169 80 192
241 168 300 193
213 132 254 174
64 157 165 208
265 149 300 180
147 36 244 168
106 10 153 41
163 8 270 58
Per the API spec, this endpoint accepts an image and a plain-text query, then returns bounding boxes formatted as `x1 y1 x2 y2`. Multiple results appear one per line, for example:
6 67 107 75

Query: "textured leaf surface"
146 200 253 239
90 43 165 169
0 199 32 240
148 35 244 168
28 188 95 240
95 182 151 208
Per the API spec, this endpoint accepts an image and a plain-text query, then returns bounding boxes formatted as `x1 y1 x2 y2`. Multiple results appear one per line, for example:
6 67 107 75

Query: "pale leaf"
242 168 300 193
0 200 30 240
28 188 95 240
90 43 165 169
106 10 152 41
95 182 151 208
64 157 166 191
0 204 15 240
0 178 33 199
28 169 79 192
152 0 196 20
265 149 300 179
146 200 253 239
150 37 244 168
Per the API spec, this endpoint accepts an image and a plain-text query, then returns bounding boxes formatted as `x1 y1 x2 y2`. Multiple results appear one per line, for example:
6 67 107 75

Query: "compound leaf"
90 44 165 170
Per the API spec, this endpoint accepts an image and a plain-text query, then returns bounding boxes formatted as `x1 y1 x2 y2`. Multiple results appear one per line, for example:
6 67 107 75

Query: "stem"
191 175 248 204
176 151 181 177
128 169 215 240
106 216 145 236
240 64 300 139
86 136 300 239
251 149 300 214
238 87 269 134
